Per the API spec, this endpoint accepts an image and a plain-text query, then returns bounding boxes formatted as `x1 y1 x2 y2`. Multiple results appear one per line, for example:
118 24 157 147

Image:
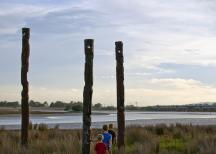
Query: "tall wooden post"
21 27 30 146
82 39 94 154
115 41 125 152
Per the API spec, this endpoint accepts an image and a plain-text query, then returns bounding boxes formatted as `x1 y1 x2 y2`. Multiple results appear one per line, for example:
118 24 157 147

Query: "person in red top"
95 134 107 154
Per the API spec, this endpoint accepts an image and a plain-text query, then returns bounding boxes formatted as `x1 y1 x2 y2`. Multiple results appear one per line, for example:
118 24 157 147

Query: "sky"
1 0 216 106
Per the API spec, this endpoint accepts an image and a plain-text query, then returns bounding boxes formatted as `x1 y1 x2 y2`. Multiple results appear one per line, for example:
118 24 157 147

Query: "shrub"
38 123 48 131
54 124 60 130
173 128 183 139
154 124 166 135
72 103 83 112
197 135 216 154
126 126 156 145
33 123 38 130
29 121 33 130
0 126 5 131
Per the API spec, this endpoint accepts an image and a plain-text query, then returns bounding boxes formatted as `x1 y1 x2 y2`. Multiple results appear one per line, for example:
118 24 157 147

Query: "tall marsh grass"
1 124 216 153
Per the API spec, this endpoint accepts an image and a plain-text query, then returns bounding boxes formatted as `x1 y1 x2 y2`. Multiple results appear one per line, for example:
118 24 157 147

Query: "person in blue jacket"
102 124 112 154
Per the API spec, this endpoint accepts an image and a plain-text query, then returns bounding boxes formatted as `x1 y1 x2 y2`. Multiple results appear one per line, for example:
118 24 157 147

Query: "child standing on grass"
102 125 112 154
95 134 107 154
108 123 116 145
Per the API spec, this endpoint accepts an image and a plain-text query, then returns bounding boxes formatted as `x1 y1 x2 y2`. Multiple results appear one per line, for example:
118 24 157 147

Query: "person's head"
109 123 113 129
97 134 103 142
103 124 108 131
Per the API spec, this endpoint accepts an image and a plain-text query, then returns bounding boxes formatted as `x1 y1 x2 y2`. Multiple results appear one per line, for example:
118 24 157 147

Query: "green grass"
160 138 185 152
1 124 216 153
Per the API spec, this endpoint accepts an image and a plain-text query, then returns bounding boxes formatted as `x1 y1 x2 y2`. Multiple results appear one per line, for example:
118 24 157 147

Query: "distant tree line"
51 102 117 112
92 103 116 110
29 100 48 107
125 103 216 112
2 100 216 112
48 101 82 112
0 101 19 107
0 101 116 112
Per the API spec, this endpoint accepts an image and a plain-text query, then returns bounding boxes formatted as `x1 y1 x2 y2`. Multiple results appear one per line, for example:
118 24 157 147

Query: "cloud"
1 0 216 105
126 78 216 106
2 78 216 106
128 36 216 72
0 4 58 35
0 1 102 35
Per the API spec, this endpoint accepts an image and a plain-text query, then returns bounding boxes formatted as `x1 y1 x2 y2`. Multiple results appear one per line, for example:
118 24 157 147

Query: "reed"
1 124 216 154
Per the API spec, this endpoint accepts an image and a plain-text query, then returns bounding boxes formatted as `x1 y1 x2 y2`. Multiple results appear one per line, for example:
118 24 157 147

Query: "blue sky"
1 0 216 106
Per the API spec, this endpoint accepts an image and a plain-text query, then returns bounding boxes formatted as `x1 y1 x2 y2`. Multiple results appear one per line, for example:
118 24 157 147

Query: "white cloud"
127 36 216 71
126 78 216 106
0 2 88 35
2 78 216 106
1 0 216 105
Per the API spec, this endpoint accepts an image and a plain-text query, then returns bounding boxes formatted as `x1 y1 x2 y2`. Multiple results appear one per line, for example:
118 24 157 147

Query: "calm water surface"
1 112 216 126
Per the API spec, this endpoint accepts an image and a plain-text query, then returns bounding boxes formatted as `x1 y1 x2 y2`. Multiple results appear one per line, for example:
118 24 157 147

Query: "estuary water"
1 111 216 129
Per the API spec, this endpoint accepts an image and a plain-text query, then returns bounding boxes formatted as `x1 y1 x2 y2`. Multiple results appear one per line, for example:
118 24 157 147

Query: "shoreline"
0 111 111 117
2 117 216 130
1 110 216 116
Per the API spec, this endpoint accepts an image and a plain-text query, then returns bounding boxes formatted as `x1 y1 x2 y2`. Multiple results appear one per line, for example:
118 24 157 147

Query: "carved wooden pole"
21 27 30 146
115 41 125 152
82 39 94 154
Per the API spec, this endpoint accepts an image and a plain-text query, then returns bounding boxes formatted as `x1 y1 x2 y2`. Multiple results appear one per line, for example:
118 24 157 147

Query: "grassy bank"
1 124 216 154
